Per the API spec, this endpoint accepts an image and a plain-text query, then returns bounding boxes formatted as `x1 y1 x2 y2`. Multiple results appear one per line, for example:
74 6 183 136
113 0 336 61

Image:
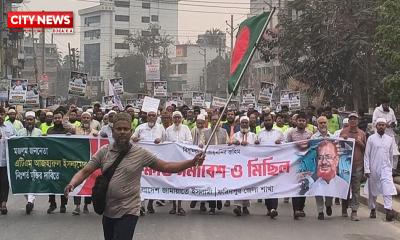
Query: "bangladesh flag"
228 11 273 94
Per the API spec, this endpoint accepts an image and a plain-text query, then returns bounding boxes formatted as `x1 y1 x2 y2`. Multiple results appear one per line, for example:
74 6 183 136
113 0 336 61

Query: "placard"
141 96 160 113
68 72 87 97
9 79 28 104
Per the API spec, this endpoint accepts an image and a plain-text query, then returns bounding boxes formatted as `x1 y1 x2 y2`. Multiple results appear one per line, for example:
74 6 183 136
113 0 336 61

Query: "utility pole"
199 47 207 94
226 15 239 57
41 29 45 75
71 48 76 71
68 43 72 71
32 31 38 84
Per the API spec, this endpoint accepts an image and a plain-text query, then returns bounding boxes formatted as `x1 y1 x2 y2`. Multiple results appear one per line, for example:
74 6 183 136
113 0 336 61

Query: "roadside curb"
359 194 400 221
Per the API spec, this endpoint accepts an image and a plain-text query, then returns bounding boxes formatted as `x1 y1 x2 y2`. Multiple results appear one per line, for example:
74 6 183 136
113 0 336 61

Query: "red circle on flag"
230 26 250 75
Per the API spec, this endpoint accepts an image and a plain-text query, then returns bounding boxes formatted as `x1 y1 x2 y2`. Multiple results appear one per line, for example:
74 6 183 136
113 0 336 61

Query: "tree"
206 55 230 97
113 55 146 93
113 25 173 92
197 28 226 48
275 0 380 110
377 0 400 105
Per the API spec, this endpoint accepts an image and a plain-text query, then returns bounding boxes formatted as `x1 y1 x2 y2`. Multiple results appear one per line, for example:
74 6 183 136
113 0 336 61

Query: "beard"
240 128 249 134
265 124 273 131
114 137 131 152
26 124 34 131
317 168 336 183
173 123 181 131
148 122 155 128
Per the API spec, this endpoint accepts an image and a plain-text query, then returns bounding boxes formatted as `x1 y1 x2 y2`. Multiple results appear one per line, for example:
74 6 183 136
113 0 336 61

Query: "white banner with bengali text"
139 139 354 200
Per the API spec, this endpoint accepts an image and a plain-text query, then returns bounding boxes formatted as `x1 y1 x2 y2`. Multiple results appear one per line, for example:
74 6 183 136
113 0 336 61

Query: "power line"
74 0 253 15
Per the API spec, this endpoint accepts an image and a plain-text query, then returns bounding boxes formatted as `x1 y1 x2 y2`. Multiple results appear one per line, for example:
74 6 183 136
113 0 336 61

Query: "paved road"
1 195 399 240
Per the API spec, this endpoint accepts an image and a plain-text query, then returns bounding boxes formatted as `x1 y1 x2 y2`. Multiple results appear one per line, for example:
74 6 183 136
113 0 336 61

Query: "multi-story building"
79 0 179 95
170 42 224 99
0 0 24 80
21 36 60 97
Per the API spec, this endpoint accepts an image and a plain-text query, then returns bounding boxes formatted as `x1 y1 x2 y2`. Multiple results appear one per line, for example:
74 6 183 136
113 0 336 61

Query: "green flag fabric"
228 12 272 94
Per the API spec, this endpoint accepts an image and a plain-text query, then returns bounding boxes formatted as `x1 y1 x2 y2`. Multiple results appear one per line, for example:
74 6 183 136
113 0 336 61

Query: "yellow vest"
40 123 54 135
273 124 289 133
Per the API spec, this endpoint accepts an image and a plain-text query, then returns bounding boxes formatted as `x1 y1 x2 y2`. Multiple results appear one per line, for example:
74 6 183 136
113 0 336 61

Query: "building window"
141 30 150 36
142 2 150 9
115 43 130 49
178 64 187 74
141 16 150 23
115 1 130 8
151 28 159 36
84 15 101 25
84 29 101 40
115 29 130 36
151 15 158 22
115 15 130 22
176 45 187 57
170 64 177 74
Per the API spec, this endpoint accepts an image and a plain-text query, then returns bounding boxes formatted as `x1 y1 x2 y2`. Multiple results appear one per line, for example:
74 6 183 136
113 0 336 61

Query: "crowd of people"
0 98 398 223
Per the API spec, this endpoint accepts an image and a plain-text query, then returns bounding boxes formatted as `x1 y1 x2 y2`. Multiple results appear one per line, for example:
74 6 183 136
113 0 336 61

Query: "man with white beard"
165 111 193 216
372 98 399 173
132 110 165 214
17 111 42 214
364 118 397 221
311 116 334 220
231 116 256 216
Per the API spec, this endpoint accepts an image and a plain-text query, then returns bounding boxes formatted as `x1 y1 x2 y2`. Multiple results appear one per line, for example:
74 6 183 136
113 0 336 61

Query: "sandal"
177 208 186 216
1 206 7 215
169 208 176 214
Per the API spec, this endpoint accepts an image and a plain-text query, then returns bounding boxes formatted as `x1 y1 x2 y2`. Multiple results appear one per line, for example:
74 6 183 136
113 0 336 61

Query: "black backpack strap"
103 144 132 181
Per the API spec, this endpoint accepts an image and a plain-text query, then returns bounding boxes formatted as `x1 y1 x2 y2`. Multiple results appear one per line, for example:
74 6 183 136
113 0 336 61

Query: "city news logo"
7 11 74 33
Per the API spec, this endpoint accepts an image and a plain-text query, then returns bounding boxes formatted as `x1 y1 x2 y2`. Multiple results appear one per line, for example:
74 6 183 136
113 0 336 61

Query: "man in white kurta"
364 118 397 221
132 111 165 144
372 99 399 170
232 116 256 216
165 111 193 216
165 111 192 145
17 111 42 214
132 111 165 215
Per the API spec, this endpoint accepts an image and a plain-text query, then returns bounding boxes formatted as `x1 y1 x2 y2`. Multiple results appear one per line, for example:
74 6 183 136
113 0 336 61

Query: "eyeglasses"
317 154 334 161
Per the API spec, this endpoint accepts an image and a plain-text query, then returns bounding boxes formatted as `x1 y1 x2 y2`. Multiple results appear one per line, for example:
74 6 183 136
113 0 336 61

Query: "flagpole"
202 8 276 154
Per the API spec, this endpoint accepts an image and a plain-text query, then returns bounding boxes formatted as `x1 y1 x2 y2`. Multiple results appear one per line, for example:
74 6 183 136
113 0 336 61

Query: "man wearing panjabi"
364 117 397 221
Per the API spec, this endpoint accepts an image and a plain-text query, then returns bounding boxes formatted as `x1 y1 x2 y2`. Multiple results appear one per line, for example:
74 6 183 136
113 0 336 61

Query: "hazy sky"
23 0 253 55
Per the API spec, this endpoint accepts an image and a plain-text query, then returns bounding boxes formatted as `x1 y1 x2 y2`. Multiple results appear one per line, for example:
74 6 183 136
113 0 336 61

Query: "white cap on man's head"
376 118 387 125
172 111 182 118
8 109 16 114
46 112 53 116
81 112 91 118
240 116 249 122
197 114 206 121
25 111 35 118
108 110 117 115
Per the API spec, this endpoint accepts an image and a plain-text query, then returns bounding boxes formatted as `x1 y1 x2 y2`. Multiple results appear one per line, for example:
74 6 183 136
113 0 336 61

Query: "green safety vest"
183 119 196 130
131 118 139 130
40 123 54 135
273 124 289 133
71 121 81 128
256 125 263 134
327 114 340 134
